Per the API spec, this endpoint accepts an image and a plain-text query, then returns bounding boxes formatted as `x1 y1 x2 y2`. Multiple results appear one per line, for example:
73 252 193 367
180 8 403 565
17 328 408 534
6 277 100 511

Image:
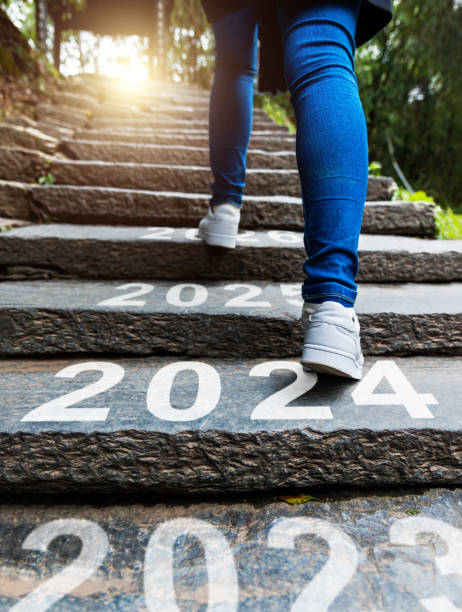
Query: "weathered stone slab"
363 200 436 236
48 159 303 196
0 123 57 154
0 146 395 201
59 139 297 169
90 116 289 132
2 488 462 609
4 116 39 129
34 103 89 128
35 121 75 140
0 181 34 219
0 147 48 183
66 77 209 100
18 184 436 235
105 84 210 102
1 225 458 282
90 104 269 123
0 280 460 356
47 158 395 200
90 98 264 116
0 217 30 231
0 356 461 495
57 78 99 100
89 117 277 129
98 95 210 114
52 90 98 109
75 128 296 151
92 105 207 122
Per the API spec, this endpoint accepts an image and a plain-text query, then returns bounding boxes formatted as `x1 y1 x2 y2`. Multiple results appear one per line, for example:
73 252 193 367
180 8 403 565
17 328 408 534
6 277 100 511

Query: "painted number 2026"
21 360 438 423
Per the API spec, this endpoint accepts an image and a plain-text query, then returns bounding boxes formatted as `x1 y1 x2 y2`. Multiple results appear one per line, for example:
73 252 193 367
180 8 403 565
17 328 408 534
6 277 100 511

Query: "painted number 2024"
10 516 461 611
21 360 438 423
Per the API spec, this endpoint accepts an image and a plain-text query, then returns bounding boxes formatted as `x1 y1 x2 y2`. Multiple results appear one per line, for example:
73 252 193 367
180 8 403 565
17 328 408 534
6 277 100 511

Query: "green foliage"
38 172 56 185
169 0 214 87
392 187 435 203
389 186 462 240
391 186 462 239
368 161 382 176
0 44 21 75
356 0 462 214
254 91 296 133
1 1 35 42
435 206 462 240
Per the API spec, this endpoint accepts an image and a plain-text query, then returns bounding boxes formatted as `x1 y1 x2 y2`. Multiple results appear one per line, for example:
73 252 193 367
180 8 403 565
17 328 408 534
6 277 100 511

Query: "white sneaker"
198 202 241 248
300 301 364 379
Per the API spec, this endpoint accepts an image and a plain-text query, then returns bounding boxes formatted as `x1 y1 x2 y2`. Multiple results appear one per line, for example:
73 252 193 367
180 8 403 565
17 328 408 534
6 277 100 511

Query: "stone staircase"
0 75 462 609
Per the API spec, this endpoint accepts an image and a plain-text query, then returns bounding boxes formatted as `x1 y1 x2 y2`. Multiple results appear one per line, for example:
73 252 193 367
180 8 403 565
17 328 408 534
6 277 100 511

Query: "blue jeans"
209 0 368 307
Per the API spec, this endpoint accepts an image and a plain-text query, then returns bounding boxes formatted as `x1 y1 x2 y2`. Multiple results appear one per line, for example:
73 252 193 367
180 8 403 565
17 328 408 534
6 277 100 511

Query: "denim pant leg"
276 0 368 307
209 5 258 209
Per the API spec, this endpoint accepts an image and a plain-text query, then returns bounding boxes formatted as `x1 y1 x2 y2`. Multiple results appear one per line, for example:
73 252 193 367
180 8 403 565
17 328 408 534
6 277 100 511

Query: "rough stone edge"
1 428 462 494
0 239 460 282
24 184 436 235
0 309 460 357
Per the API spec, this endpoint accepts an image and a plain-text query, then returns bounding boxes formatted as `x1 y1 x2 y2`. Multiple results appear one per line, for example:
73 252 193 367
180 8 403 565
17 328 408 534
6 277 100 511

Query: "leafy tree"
169 0 213 87
356 0 462 211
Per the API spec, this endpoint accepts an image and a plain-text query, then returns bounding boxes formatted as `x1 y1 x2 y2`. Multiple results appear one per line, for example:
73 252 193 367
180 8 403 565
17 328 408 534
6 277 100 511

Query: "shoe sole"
197 227 237 249
301 346 363 380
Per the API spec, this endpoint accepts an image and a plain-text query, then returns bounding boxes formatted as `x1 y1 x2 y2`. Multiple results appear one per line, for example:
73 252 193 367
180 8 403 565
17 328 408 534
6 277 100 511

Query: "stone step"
89 117 289 132
0 355 461 494
2 487 460 609
0 280 460 356
87 100 269 122
107 88 211 105
0 123 57 154
0 217 29 231
35 121 75 140
92 107 271 125
0 183 437 236
57 78 98 99
75 128 296 151
0 147 396 200
91 104 269 120
52 90 99 109
60 76 208 99
35 103 89 128
89 116 275 129
94 83 211 103
60 139 296 169
1 225 458 282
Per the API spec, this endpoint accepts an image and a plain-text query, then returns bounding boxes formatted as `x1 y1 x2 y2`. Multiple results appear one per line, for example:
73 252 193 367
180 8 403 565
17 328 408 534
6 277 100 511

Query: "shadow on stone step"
0 483 451 509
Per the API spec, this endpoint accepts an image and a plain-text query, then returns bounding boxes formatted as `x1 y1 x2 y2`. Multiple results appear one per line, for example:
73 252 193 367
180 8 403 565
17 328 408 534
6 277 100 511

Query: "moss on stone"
0 45 21 77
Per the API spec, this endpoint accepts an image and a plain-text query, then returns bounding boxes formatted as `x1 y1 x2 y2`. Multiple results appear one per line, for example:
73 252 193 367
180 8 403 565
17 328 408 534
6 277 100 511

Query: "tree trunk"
53 20 62 72
34 0 48 52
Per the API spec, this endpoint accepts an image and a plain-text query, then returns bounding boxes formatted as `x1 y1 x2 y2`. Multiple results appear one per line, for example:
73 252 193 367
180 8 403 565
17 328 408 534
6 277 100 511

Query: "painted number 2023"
11 516 462 611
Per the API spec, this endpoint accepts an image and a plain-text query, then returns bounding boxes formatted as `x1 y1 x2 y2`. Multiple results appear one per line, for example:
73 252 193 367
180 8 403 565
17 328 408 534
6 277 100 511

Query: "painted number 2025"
21 360 438 423
10 516 462 611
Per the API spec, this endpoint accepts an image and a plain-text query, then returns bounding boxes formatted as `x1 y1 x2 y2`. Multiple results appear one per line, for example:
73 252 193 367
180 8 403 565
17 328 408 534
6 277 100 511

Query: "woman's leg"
208 5 259 209
276 0 367 307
